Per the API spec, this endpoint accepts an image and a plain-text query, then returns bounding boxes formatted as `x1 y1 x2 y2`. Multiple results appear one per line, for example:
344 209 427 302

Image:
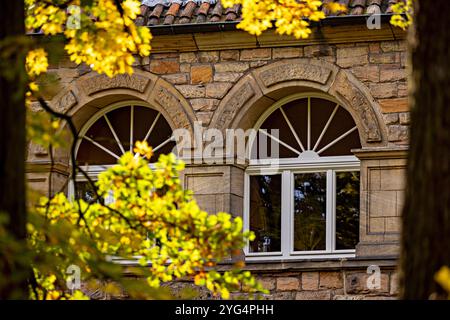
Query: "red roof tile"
138 0 401 26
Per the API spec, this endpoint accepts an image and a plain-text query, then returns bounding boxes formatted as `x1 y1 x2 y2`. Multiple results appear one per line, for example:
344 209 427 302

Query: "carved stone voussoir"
215 81 255 129
55 90 77 113
154 85 189 130
331 72 382 142
258 62 332 88
80 74 151 96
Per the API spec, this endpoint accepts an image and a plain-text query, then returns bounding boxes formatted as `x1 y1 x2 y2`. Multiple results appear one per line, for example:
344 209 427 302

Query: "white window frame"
69 101 171 200
243 93 361 261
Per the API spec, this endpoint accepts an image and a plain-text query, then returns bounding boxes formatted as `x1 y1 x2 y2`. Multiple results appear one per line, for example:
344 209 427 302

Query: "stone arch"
209 58 388 147
50 68 197 135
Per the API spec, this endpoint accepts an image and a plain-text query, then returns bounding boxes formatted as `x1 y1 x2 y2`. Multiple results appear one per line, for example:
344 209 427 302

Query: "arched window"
72 102 175 203
244 93 361 260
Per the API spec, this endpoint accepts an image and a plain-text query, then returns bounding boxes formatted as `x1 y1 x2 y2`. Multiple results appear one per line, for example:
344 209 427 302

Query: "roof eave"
149 13 395 36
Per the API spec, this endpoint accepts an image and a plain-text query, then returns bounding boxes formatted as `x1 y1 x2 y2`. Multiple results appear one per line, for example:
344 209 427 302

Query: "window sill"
244 252 356 262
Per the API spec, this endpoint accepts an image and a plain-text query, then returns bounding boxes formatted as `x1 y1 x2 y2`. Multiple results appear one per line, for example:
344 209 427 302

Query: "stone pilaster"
353 147 408 258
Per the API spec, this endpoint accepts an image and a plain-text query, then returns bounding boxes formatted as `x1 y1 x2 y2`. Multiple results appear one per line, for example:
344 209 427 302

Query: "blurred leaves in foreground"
1 142 266 299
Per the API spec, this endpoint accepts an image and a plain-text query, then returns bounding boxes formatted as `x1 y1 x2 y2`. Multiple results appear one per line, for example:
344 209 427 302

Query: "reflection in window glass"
294 173 327 251
249 175 282 252
335 171 360 250
75 181 115 205
75 181 103 204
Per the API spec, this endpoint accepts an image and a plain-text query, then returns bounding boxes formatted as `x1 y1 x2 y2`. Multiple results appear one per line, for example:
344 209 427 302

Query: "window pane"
77 106 175 166
335 171 360 250
77 117 121 165
249 175 282 252
293 172 327 251
314 104 361 157
75 181 104 204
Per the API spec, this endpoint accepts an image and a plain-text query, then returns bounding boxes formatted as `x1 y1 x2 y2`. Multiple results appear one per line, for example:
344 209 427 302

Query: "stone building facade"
27 0 409 299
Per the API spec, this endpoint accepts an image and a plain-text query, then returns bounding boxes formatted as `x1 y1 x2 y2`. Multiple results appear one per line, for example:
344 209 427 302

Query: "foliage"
25 0 151 77
2 0 269 301
221 0 346 39
221 0 414 38
435 266 450 299
390 0 413 30
12 142 266 299
10 0 416 301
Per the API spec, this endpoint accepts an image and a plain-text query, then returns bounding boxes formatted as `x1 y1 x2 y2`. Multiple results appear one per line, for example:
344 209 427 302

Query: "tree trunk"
0 0 28 299
400 0 450 299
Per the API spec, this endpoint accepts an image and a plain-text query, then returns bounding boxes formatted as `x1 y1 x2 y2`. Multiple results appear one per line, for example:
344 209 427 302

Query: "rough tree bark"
0 0 28 299
400 0 450 299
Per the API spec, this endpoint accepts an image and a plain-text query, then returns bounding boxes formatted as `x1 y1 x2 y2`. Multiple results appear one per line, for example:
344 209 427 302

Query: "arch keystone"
252 58 339 96
79 73 151 96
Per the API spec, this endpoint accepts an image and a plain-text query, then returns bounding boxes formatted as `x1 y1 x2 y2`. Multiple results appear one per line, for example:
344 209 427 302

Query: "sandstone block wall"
28 38 409 300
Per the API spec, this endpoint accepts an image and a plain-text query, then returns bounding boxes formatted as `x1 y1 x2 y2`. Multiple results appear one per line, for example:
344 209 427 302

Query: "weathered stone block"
337 46 369 68
398 82 408 97
198 51 219 63
381 41 406 52
205 82 232 99
162 73 189 85
333 294 365 300
190 98 219 112
388 125 409 142
380 168 406 191
369 191 397 218
400 51 408 68
369 168 381 191
151 53 178 59
240 48 271 61
179 52 197 63
272 47 303 59
304 45 334 57
390 273 399 295
380 66 406 82
295 290 331 300
369 52 398 64
80 74 150 95
258 277 276 291
363 295 397 300
213 72 243 82
196 111 213 126
152 85 191 130
383 113 399 125
345 272 389 294
258 62 332 87
329 70 382 142
301 272 319 291
379 98 409 113
214 62 249 73
56 68 79 81
276 277 300 291
399 112 410 125
319 272 343 289
149 60 180 74
351 65 379 82
191 65 213 84
369 43 380 53
385 217 401 233
176 85 206 98
54 90 77 113
250 61 269 68
270 292 296 300
369 217 385 233
396 190 405 217
180 63 191 73
219 50 239 61
370 83 398 98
